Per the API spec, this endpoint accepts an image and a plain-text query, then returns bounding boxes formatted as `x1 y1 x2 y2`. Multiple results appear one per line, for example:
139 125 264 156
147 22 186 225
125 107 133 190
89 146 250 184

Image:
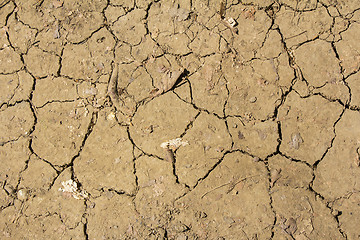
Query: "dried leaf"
151 68 184 97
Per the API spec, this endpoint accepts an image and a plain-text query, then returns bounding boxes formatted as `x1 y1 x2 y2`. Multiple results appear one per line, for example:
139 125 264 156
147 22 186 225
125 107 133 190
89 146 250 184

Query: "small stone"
227 17 237 27
249 96 257 103
114 157 121 164
107 112 116 121
204 145 211 151
17 188 29 201
252 157 260 162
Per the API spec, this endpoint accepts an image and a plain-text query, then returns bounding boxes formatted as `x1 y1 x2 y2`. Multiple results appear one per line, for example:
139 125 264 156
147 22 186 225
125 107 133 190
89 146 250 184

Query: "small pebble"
114 157 121 164
249 96 257 103
107 112 116 120
17 188 28 201
227 17 237 27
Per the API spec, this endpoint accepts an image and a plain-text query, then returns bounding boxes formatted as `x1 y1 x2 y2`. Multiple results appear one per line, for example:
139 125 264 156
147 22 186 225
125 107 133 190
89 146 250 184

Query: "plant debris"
59 179 89 200
150 68 184 98
161 138 188 150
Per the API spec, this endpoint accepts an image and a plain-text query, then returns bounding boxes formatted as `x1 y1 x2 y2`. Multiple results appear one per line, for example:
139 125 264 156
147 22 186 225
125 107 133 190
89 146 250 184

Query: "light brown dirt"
1 0 360 239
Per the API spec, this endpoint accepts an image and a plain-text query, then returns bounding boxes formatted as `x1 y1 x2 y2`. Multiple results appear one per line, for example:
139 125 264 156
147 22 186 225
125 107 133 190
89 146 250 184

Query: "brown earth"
1 0 360 239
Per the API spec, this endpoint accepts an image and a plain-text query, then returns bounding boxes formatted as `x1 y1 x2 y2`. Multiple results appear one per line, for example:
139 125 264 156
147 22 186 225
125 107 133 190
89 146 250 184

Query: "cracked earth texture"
0 0 360 239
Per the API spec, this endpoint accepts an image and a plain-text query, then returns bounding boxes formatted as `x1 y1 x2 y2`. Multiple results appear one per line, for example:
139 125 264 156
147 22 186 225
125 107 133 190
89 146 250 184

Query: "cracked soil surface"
1 0 360 239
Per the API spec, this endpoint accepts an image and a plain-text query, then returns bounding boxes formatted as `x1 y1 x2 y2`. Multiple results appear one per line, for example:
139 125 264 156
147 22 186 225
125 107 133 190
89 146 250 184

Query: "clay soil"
1 0 360 239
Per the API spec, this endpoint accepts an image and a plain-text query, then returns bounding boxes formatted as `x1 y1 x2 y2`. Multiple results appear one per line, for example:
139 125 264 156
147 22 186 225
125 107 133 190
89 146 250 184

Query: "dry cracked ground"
0 0 360 239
